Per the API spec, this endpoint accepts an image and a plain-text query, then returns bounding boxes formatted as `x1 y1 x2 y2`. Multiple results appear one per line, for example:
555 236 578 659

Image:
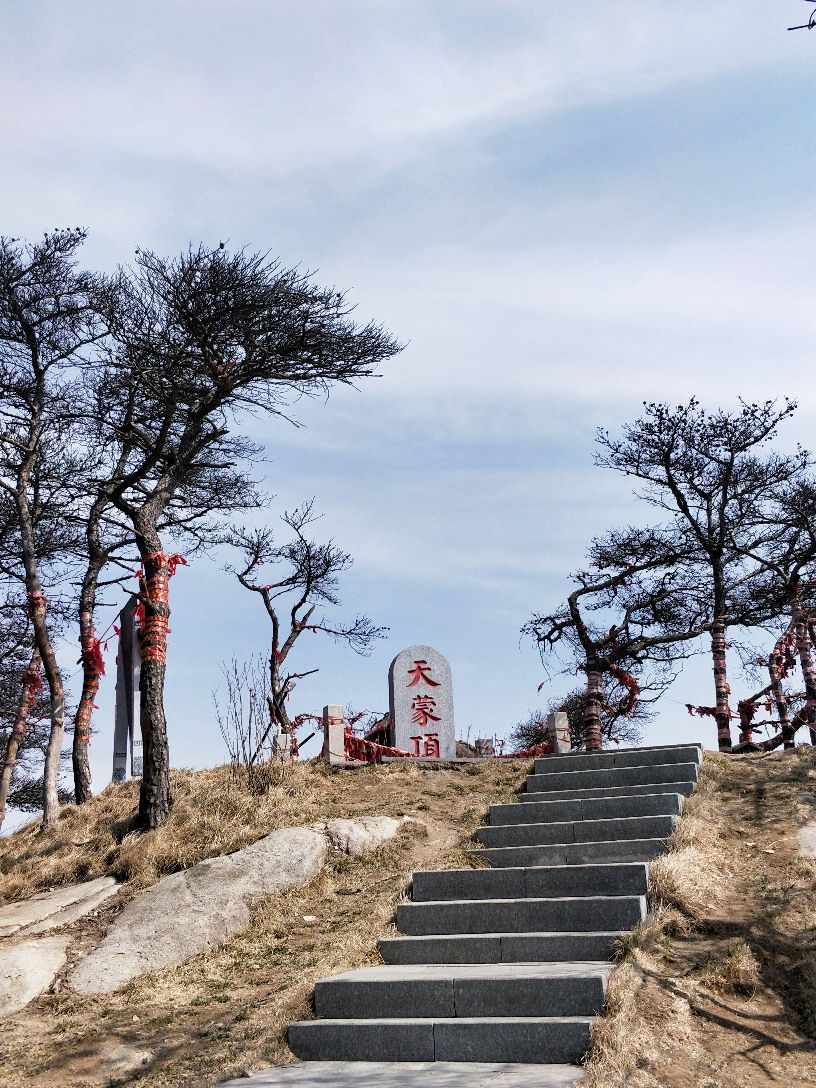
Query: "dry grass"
0 756 527 1087
698 940 761 997
582 747 816 1088
0 758 525 904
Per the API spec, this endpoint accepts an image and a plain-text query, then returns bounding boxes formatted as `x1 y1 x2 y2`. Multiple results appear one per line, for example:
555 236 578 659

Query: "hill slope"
0 759 527 1087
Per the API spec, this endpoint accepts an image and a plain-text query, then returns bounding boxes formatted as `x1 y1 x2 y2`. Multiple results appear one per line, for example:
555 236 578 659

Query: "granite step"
314 962 610 1019
533 743 702 775
411 862 647 902
472 837 668 867
287 1017 594 1064
476 813 679 849
379 931 623 964
489 791 683 826
523 780 694 801
525 761 698 794
221 1061 584 1087
396 894 646 935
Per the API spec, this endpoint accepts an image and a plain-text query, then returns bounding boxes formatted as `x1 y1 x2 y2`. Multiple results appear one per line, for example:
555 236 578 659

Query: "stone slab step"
525 762 698 793
221 1061 584 1087
533 743 701 775
490 792 683 826
476 813 678 849
314 962 610 1019
471 837 668 867
287 1017 594 1064
412 862 647 901
523 780 695 801
379 931 623 964
396 894 646 935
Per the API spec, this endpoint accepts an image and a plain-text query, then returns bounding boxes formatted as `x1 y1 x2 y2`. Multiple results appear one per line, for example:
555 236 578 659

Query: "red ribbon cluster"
686 704 719 718
499 740 554 759
74 631 107 744
608 664 641 715
16 663 42 737
343 727 414 762
137 552 187 665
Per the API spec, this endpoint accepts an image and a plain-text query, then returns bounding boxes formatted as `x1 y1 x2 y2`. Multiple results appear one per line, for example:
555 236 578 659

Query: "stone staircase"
227 743 701 1086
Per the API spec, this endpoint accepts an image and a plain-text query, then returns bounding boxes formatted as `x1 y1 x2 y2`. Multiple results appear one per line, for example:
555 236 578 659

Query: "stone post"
322 705 346 764
546 711 571 754
273 731 292 760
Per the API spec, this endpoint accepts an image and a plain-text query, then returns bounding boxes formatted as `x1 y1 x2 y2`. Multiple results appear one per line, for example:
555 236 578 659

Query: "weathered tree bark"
793 601 816 746
135 546 175 831
710 615 732 751
26 589 66 830
72 606 103 804
768 626 795 749
583 663 604 751
0 650 42 830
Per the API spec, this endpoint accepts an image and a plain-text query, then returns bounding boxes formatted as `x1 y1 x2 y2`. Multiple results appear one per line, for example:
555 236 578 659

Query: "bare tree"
524 527 709 750
510 686 649 754
0 231 103 828
214 656 284 792
728 477 816 748
95 244 401 829
0 586 42 830
596 399 809 751
226 501 386 761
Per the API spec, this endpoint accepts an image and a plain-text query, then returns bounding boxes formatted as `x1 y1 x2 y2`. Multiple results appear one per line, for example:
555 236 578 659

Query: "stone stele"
389 645 455 760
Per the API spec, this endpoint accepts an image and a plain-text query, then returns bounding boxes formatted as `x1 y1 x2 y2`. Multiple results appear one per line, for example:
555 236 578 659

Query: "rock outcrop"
0 876 118 938
0 936 69 1017
70 815 410 995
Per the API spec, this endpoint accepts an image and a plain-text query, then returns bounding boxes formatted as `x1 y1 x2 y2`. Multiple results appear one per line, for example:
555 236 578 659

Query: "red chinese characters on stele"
407 658 442 756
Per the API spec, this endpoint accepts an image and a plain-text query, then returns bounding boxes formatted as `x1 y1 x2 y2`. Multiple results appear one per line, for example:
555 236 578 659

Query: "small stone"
132 1014 139 1022
302 915 317 923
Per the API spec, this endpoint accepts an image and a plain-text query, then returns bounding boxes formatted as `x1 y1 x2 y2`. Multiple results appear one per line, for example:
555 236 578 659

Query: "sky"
1 1 815 805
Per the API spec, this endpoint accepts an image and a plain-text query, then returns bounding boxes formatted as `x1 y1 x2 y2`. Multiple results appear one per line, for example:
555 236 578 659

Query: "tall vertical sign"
112 595 143 783
388 645 455 759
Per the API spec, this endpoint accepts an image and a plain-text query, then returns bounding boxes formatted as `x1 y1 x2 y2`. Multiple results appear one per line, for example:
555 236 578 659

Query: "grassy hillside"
584 747 816 1088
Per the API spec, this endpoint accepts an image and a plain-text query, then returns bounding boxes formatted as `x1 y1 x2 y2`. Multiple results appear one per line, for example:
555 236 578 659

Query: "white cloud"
0 1 802 183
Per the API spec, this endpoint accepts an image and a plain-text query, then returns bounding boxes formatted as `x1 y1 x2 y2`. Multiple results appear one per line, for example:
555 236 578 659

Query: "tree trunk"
793 602 816 747
583 663 604 751
768 627 795 750
72 608 102 804
0 650 41 830
710 616 732 751
136 547 173 831
24 591 67 830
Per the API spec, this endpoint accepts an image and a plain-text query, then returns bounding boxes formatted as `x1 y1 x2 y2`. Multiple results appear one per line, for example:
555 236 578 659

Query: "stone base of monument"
381 756 485 765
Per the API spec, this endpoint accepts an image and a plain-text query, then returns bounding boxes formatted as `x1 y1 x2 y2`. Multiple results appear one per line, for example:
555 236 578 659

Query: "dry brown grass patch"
698 939 761 997
583 745 816 1088
0 758 526 904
